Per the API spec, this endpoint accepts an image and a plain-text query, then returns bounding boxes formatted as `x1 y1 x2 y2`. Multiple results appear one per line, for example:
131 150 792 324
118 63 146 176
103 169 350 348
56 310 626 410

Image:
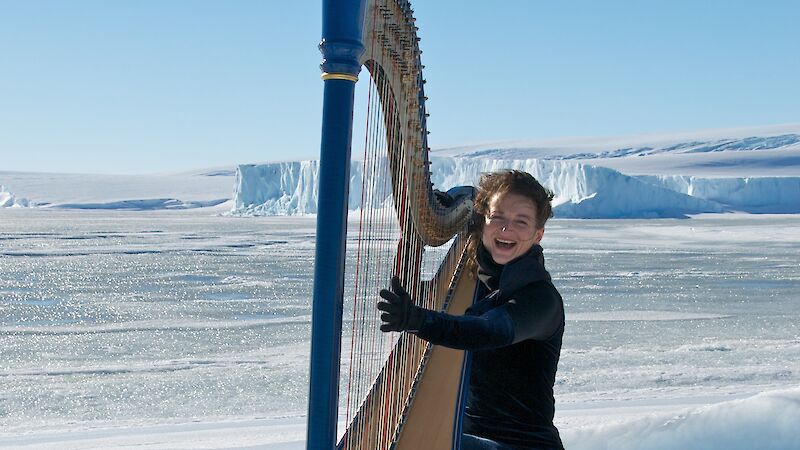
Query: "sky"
1 0 799 175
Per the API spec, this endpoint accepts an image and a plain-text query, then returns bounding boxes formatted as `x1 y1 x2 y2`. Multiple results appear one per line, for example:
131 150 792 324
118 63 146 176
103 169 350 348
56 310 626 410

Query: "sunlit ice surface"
0 209 317 433
0 209 799 448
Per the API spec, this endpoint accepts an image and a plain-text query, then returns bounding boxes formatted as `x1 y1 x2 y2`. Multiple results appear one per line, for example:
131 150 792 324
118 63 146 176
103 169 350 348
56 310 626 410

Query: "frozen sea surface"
1 209 799 448
1 210 317 433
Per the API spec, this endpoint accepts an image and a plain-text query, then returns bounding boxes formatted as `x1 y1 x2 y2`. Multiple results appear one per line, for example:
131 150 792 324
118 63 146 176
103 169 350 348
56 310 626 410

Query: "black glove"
434 186 476 208
377 276 426 332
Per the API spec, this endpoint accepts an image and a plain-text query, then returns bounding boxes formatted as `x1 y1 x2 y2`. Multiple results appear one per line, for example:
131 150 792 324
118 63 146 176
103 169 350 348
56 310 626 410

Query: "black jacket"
414 243 565 449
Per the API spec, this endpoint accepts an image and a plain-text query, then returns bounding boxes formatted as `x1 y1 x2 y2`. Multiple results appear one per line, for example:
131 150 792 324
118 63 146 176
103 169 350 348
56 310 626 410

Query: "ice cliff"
232 158 799 218
635 175 800 213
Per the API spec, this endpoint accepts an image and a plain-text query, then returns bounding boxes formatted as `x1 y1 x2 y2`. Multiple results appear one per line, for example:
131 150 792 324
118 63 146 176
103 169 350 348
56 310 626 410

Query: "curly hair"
466 170 555 269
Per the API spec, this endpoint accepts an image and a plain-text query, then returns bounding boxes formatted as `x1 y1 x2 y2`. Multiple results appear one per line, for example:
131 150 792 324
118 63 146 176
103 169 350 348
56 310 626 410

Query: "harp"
307 0 476 449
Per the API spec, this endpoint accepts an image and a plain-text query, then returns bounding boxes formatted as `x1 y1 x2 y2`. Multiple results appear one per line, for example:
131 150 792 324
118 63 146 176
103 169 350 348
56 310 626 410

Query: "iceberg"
231 158 739 219
635 175 800 213
233 162 322 215
231 125 800 219
432 158 726 219
3 125 797 216
0 185 33 208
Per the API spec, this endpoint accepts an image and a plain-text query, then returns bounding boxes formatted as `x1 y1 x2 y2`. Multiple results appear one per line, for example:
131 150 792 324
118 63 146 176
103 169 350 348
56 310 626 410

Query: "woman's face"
481 192 544 265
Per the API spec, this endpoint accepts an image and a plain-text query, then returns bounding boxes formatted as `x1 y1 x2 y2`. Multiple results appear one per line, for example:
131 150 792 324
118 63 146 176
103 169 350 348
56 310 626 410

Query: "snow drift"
4 388 797 449
0 185 33 208
562 387 800 450
0 172 233 211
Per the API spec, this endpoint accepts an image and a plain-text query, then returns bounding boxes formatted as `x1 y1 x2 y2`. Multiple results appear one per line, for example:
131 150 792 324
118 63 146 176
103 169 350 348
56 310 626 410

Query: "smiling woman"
478 173 553 266
469 170 554 266
482 193 541 264
378 170 565 449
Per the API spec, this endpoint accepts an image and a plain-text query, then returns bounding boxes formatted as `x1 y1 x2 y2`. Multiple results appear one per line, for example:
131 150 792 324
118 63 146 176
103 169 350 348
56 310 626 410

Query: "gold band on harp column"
321 72 359 82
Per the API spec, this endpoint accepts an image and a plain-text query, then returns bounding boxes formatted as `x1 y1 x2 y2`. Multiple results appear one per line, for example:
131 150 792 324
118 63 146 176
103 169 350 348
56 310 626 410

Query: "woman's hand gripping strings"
377 276 426 333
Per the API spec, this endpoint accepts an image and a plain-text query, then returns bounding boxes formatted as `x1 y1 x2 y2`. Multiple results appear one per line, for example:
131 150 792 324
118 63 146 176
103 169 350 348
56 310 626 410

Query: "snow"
3 123 800 447
231 124 800 218
2 204 799 449
435 158 728 218
0 185 32 208
0 416 309 449
431 123 800 177
561 387 800 450
636 175 800 213
233 162 324 215
3 387 798 449
0 170 234 210
231 157 800 219
2 124 798 218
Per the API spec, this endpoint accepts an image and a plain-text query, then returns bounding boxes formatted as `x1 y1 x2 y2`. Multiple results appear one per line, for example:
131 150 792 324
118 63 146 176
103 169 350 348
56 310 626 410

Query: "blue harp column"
306 0 365 449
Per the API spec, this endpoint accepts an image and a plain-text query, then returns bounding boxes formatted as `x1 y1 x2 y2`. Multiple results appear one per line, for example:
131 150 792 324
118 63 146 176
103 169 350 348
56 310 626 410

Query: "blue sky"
1 0 798 174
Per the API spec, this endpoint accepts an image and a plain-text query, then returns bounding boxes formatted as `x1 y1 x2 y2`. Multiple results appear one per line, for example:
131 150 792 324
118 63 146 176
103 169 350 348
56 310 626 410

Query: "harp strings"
340 1 460 447
347 3 383 427
342 55 405 448
341 71 422 450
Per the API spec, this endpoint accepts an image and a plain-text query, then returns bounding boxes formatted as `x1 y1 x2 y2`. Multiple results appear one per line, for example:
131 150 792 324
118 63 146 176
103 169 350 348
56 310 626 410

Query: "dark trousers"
461 433 559 450
461 434 520 450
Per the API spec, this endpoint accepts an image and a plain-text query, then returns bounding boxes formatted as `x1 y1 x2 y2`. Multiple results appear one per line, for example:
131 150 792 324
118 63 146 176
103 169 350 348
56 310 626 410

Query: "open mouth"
495 238 517 250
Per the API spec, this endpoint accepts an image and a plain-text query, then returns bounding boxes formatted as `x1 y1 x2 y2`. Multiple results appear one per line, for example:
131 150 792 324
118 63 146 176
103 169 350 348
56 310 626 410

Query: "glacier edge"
231 158 800 218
